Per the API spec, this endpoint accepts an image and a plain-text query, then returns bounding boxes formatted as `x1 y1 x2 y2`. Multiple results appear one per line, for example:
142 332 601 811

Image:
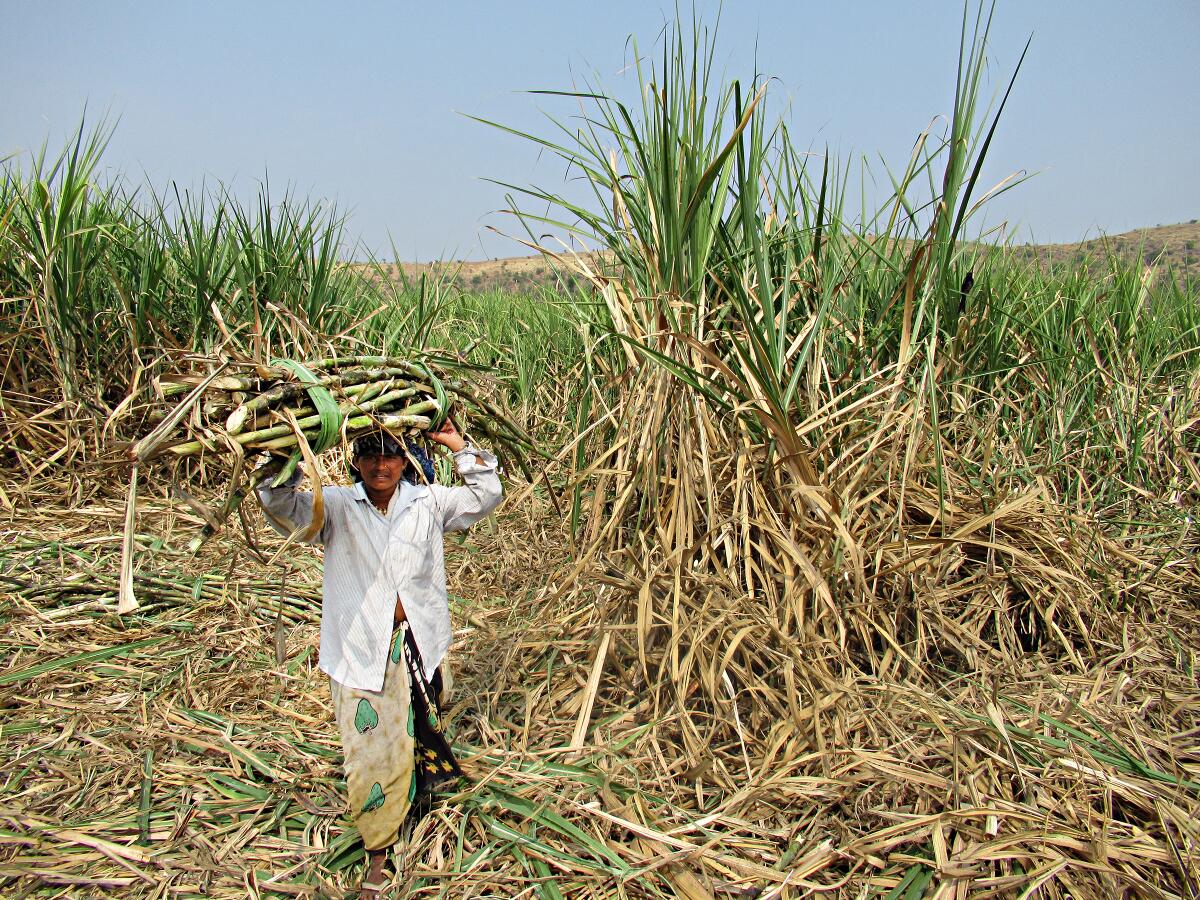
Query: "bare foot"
360 849 388 899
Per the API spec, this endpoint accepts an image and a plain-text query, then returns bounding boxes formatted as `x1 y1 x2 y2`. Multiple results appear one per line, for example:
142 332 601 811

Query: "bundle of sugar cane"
135 354 532 467
118 353 537 614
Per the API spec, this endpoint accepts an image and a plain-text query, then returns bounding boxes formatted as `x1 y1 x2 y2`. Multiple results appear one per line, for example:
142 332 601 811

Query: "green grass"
0 137 595 447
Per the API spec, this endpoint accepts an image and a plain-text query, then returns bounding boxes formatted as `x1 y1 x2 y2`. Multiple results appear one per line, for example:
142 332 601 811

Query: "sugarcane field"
2 5 1199 899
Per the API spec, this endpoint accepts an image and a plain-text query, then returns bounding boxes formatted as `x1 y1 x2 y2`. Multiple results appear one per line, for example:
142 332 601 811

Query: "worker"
256 419 502 897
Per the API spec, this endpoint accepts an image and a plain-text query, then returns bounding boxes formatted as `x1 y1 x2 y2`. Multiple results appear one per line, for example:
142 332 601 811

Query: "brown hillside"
370 253 607 295
1011 221 1200 282
377 222 1200 293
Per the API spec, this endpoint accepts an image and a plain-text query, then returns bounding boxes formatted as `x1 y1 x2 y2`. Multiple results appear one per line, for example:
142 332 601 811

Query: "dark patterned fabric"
402 625 464 820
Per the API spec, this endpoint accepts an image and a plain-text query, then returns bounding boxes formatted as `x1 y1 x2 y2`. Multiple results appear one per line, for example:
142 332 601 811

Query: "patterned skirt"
329 624 464 850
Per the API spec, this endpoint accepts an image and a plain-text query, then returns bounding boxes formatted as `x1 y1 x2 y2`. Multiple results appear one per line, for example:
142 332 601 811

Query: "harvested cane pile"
468 339 1200 897
116 352 534 612
135 353 532 469
3 348 1199 898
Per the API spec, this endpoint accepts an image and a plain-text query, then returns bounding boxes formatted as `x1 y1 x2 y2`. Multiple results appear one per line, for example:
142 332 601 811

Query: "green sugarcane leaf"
0 636 172 686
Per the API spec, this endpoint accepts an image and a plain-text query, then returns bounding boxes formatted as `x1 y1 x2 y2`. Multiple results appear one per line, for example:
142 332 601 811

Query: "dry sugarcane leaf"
116 463 140 614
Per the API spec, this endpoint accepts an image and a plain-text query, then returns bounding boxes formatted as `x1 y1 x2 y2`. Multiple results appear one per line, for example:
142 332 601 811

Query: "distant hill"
1011 221 1199 283
376 222 1200 294
368 254 595 295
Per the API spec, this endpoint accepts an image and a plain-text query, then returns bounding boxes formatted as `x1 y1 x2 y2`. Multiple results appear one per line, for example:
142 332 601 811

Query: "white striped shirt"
256 446 502 691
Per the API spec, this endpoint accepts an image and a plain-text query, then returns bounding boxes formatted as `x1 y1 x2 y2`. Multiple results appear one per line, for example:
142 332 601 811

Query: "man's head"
351 431 408 498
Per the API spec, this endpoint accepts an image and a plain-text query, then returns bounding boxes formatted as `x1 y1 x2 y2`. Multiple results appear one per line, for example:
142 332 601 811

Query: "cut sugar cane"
167 396 435 456
121 352 538 577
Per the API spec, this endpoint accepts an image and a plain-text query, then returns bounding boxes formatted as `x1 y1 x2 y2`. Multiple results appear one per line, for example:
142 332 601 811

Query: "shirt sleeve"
432 444 504 532
254 466 327 544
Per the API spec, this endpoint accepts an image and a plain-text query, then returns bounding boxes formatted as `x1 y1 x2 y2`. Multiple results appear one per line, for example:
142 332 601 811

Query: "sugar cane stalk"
225 368 424 433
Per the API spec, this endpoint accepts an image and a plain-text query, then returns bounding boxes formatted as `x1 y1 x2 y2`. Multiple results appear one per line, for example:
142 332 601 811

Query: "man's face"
357 452 407 497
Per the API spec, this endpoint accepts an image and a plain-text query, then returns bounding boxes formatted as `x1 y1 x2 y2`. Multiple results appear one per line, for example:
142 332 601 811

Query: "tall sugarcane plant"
489 2 1037 508
484 0 1148 728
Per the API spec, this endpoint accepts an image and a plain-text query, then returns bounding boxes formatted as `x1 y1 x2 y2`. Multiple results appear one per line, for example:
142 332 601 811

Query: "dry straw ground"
1 353 1199 897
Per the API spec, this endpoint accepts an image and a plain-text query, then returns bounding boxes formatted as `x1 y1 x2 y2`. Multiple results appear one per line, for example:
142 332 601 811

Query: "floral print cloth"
330 623 463 850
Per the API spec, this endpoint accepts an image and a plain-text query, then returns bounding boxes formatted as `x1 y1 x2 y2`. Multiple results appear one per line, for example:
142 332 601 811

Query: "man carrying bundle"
256 420 502 898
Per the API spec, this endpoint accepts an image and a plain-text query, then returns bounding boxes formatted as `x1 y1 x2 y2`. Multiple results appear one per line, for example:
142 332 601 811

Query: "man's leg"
362 849 388 898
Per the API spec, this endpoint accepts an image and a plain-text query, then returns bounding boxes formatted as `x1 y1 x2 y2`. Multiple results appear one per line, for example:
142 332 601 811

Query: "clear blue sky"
3 1 1196 261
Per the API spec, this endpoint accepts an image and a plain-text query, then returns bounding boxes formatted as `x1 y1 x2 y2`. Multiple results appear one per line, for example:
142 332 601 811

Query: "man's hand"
427 417 467 453
253 453 291 485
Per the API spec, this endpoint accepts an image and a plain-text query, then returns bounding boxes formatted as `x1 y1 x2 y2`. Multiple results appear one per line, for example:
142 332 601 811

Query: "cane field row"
3 121 1197 514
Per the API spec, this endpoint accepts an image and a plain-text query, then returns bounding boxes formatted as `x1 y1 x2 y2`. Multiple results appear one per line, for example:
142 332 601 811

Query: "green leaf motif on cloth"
354 698 379 733
362 782 385 813
406 704 415 737
409 772 417 802
391 633 404 664
428 711 438 728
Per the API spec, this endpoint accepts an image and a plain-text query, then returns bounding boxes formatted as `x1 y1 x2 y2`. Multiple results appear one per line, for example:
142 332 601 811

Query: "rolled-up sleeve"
255 467 325 544
434 444 503 532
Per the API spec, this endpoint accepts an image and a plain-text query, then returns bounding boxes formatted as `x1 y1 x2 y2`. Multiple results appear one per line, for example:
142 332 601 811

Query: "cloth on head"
352 431 405 458
351 431 437 484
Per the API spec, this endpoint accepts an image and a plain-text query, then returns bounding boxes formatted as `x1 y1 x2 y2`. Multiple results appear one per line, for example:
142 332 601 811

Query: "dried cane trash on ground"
2 451 1199 898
